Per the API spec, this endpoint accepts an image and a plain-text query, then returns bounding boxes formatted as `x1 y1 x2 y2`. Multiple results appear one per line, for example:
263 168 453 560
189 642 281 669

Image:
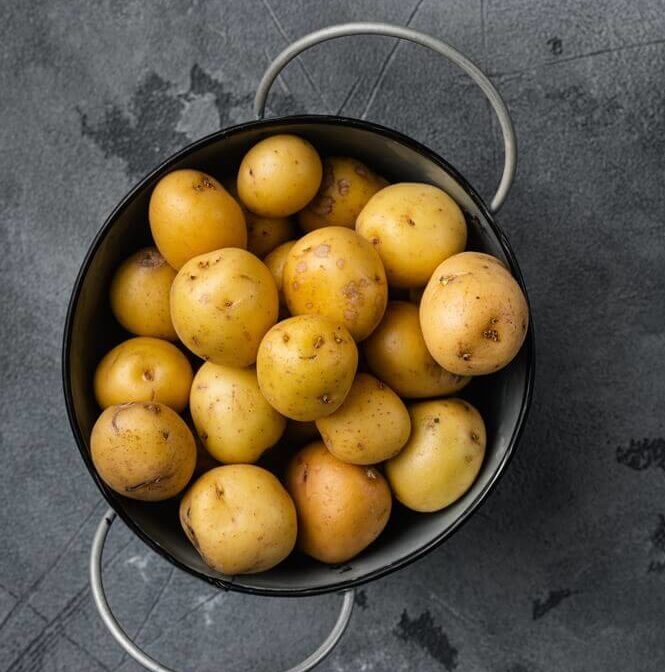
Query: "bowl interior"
64 116 533 596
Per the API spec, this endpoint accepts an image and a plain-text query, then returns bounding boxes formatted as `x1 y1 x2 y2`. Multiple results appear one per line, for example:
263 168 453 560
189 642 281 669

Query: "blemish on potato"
161 430 170 440
311 196 334 216
314 244 331 258
319 393 332 404
439 274 455 286
292 281 300 290
365 468 377 480
215 483 225 499
334 334 344 344
336 258 346 269
464 454 474 464
142 368 154 382
191 335 200 346
313 335 325 349
197 260 210 269
137 249 165 268
344 308 358 321
189 274 197 280
296 261 307 273
200 431 208 441
482 329 500 342
282 333 290 343
337 178 350 196
354 165 368 177
405 216 416 227
371 237 380 246
143 403 162 415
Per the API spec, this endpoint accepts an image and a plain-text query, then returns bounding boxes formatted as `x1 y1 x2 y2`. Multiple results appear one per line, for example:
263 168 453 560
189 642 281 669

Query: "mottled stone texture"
1 1 664 670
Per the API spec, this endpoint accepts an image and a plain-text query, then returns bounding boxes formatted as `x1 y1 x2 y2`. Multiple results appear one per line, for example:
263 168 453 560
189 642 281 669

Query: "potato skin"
356 183 466 288
149 170 247 269
180 465 297 574
91 402 196 501
246 213 296 258
316 373 410 465
363 302 470 398
298 157 387 232
286 441 392 564
386 399 486 512
237 135 322 217
94 337 193 412
190 362 286 464
419 252 529 375
110 247 178 340
170 248 279 367
283 227 388 341
263 240 296 313
256 315 358 422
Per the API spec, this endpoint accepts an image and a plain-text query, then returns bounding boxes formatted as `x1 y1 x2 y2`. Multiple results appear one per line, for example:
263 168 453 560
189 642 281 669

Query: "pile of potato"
90 134 528 574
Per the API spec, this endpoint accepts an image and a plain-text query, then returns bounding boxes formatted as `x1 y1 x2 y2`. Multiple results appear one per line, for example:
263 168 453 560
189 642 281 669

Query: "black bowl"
63 115 534 597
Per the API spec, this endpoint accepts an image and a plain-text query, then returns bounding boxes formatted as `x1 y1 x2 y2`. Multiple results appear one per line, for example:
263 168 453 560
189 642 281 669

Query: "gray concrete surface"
1 0 664 670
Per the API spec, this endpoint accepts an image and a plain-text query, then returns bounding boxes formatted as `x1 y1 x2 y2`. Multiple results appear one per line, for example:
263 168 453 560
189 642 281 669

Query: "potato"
316 373 410 465
94 337 193 412
298 157 387 232
264 240 296 313
386 399 486 512
237 135 322 217
283 227 388 341
246 213 296 258
256 315 358 421
149 169 246 269
170 248 278 367
109 247 178 340
363 302 470 398
356 183 467 288
286 441 391 564
419 252 529 375
91 402 196 501
190 362 286 464
180 465 297 574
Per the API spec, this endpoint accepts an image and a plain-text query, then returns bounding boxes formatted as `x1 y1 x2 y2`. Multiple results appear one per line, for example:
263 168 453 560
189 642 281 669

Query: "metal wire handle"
254 22 516 213
90 509 355 672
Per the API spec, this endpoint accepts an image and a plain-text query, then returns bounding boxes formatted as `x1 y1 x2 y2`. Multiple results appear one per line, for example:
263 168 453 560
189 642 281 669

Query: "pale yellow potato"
316 373 410 465
298 157 387 232
246 213 296 258
263 240 296 312
170 248 279 367
283 226 388 341
110 247 178 340
419 252 529 375
149 169 247 269
286 441 392 564
180 465 297 574
91 402 196 501
363 302 470 398
356 182 467 288
94 337 193 412
386 399 486 512
256 315 358 421
237 135 322 217
190 362 286 464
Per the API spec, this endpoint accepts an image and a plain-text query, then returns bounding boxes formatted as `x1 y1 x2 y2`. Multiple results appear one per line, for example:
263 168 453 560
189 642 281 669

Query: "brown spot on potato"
336 258 346 269
224 299 233 307
200 431 208 441
365 468 377 480
282 333 290 343
371 237 380 246
439 274 455 286
464 454 474 464
314 244 331 258
189 274 197 280
161 430 170 440
193 176 215 192
197 260 210 269
215 483 225 499
354 165 368 177
459 350 472 361
333 334 344 344
313 335 325 349
305 301 313 309
143 368 154 382
126 475 165 492
191 335 200 346
337 178 350 196
296 261 307 273
137 249 165 267
470 432 480 443
376 380 385 389
319 393 332 404
292 281 300 290
311 196 334 216
344 308 358 321
482 329 500 342
143 403 162 414
406 216 416 227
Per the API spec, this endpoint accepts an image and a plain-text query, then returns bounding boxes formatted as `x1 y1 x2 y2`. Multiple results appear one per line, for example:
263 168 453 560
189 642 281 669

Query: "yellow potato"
109 247 178 340
91 402 196 501
246 213 296 258
170 248 278 367
386 399 486 512
356 182 467 288
149 169 247 269
283 227 388 341
189 362 286 464
419 252 529 375
180 465 297 574
263 240 296 313
316 373 410 464
256 315 358 421
237 135 322 217
286 441 392 564
94 337 193 412
298 157 387 232
363 302 470 398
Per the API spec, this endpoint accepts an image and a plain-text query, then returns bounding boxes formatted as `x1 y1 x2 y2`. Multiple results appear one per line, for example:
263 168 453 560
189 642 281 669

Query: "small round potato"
237 135 322 217
264 240 296 314
283 227 388 341
298 157 387 232
110 247 178 340
180 465 297 574
170 248 279 367
316 373 410 464
94 337 193 412
363 302 470 398
190 362 286 464
246 213 296 258
91 402 196 501
419 252 529 375
386 399 486 512
149 169 247 269
256 315 358 421
286 441 392 564
356 183 467 288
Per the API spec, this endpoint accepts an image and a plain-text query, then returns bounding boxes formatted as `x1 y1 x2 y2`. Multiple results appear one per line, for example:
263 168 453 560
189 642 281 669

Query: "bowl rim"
62 113 535 597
